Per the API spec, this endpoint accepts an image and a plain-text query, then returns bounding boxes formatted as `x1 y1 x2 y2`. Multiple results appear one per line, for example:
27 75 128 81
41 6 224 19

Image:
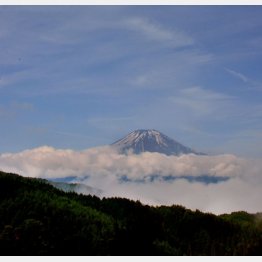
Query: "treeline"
0 171 262 255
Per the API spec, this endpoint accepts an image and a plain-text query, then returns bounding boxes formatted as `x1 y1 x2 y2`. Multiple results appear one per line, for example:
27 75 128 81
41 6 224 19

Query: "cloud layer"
0 146 261 214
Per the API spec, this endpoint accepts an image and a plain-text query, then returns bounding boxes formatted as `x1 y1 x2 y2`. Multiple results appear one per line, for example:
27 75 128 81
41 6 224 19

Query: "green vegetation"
0 170 262 255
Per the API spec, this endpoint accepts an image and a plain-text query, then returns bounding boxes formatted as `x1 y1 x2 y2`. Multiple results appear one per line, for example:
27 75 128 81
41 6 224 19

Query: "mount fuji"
111 129 205 156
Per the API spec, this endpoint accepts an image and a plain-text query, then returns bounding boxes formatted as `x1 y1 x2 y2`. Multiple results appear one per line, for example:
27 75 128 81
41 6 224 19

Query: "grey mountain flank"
111 129 205 156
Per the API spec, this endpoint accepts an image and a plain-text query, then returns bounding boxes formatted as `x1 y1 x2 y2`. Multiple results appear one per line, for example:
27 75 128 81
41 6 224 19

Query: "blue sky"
1 6 262 156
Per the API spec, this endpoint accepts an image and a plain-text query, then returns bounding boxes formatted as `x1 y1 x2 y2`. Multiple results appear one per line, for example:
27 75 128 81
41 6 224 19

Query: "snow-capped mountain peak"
111 129 204 156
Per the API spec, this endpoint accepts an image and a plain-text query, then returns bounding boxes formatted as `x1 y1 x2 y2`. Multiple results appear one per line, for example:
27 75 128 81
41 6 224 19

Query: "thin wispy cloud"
169 86 232 116
225 68 249 83
124 17 194 47
225 67 262 93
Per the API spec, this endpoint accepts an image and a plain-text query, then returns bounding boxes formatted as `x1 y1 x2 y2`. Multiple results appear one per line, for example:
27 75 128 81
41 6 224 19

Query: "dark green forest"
0 170 262 255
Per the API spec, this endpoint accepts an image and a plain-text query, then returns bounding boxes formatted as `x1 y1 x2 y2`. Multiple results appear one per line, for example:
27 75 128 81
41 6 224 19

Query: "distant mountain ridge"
111 129 204 156
48 180 102 196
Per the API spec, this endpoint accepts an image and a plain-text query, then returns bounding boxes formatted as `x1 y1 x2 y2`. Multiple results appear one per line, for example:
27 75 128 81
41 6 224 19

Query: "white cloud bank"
0 146 262 214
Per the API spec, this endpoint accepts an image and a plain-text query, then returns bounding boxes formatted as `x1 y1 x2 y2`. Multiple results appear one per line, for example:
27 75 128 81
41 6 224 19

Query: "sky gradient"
1 5 262 214
0 6 262 157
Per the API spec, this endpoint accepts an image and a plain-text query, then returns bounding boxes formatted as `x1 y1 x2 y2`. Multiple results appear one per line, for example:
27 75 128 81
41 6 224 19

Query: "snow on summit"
111 129 204 156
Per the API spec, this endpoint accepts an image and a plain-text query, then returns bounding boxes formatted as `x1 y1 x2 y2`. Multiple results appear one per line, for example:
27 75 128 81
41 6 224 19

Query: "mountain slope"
112 129 204 155
48 181 102 196
0 170 262 255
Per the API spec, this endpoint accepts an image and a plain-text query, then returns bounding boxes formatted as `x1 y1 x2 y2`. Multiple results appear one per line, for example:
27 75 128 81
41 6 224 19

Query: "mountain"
111 129 204 156
48 181 102 196
0 170 261 255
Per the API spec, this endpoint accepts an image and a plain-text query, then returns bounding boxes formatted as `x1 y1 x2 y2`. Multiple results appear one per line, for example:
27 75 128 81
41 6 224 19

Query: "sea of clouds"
0 145 262 214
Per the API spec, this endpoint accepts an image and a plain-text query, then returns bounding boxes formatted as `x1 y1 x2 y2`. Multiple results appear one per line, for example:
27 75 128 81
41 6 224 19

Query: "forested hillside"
0 171 262 255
